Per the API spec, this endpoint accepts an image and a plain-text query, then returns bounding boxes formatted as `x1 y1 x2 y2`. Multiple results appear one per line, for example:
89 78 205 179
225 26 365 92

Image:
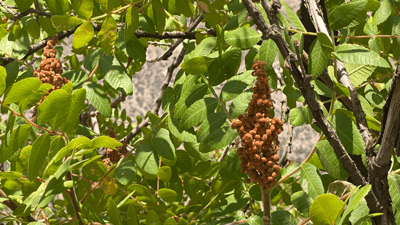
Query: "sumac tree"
0 0 399 224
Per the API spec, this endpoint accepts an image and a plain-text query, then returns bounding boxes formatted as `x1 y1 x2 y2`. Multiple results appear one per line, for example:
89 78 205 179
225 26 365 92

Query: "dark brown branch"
11 8 52 20
0 189 36 222
0 23 215 67
111 93 127 108
304 0 393 222
149 12 205 62
122 47 186 144
243 0 380 211
66 172 84 225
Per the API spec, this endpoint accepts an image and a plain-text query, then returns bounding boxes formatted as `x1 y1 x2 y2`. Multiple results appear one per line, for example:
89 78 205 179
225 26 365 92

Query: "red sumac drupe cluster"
33 35 69 104
231 60 284 188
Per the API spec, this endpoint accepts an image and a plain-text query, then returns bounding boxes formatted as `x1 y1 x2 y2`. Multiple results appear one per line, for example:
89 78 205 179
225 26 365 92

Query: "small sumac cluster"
103 128 127 168
33 35 69 103
231 60 284 188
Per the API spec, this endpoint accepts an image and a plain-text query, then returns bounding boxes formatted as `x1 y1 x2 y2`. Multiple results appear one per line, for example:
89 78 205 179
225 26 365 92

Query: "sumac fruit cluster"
34 35 69 104
231 60 284 188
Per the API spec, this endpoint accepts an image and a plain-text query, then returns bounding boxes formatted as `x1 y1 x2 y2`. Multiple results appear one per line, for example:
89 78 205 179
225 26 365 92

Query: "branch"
11 8 52 20
0 23 214 67
261 187 271 225
242 0 380 211
122 47 186 144
304 0 373 151
0 0 16 17
65 172 84 225
149 12 204 62
0 189 36 222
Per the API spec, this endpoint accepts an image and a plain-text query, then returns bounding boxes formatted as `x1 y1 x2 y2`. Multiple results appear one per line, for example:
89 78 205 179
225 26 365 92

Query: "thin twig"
148 12 205 62
0 189 36 222
86 63 100 82
66 172 84 225
0 0 16 16
1 103 66 138
122 47 186 144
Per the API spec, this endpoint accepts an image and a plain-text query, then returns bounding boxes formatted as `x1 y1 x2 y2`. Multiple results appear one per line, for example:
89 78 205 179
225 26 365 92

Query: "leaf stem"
1 103 66 138
199 73 232 121
284 28 400 39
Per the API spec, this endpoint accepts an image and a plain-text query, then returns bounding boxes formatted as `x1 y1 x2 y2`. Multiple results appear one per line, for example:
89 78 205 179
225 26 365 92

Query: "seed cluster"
231 60 284 188
33 35 69 103
103 128 127 168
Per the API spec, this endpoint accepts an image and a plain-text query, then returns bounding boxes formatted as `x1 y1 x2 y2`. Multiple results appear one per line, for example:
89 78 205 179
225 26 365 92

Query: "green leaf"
0 124 32 164
311 79 333 98
92 136 122 149
259 39 278 70
181 57 214 75
107 197 122 225
115 157 136 186
281 0 306 32
60 88 86 135
98 0 116 12
98 16 117 55
308 33 333 79
271 210 299 225
164 218 178 225
73 21 94 49
187 37 217 60
332 44 390 68
199 126 237 153
152 128 176 160
309 194 345 225
176 150 194 172
28 134 51 180
45 0 70 15
291 191 313 215
282 85 305 103
220 70 255 102
135 144 159 176
210 194 248 217
224 27 262 49
345 63 376 87
73 0 93 19
0 66 5 96
157 166 172 182
388 174 400 214
127 205 139 225
51 16 83 31
333 82 350 98
289 105 313 126
158 188 177 203
339 185 372 224
99 56 133 95
374 0 392 25
3 77 41 104
180 97 218 129
174 83 208 118
197 112 227 142
23 18 40 39
126 35 146 63
125 5 139 42
84 48 105 71
329 112 365 155
300 163 324 199
328 0 368 30
176 0 194 17
150 0 166 34
315 139 349 180
15 0 34 12
364 84 385 109
146 210 161 225
84 82 112 118
229 89 253 118
37 89 70 125
208 47 242 85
